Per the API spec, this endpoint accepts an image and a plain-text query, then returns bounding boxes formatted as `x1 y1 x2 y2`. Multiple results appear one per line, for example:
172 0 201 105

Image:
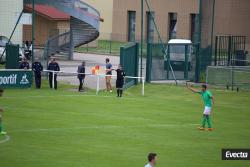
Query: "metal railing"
23 0 101 69
214 35 246 66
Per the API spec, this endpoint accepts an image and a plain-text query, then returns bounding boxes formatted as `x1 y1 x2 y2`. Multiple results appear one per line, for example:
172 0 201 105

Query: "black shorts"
116 80 124 88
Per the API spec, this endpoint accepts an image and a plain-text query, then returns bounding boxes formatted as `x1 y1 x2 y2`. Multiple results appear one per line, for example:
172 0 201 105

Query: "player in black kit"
114 64 126 97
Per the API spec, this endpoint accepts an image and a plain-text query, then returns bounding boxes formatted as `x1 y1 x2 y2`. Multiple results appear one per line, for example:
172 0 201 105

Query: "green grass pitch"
0 84 250 167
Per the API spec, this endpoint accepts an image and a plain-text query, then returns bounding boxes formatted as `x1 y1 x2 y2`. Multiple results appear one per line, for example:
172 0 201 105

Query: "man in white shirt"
144 153 157 167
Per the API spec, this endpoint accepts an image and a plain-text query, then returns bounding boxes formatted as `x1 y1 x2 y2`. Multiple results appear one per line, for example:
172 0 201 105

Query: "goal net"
206 65 250 90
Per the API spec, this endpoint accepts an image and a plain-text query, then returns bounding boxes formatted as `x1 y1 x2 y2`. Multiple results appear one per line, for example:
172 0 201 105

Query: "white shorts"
203 106 212 115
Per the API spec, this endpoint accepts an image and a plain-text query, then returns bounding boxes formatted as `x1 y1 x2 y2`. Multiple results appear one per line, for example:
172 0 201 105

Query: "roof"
168 39 192 44
25 4 70 21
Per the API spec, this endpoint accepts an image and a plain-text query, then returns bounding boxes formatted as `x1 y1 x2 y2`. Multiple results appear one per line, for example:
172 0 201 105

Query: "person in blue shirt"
105 58 113 92
32 59 43 89
47 58 60 90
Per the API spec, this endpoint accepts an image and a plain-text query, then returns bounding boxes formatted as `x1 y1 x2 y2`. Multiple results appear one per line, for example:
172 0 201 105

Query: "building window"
169 13 177 39
146 11 155 43
190 14 198 43
128 11 136 42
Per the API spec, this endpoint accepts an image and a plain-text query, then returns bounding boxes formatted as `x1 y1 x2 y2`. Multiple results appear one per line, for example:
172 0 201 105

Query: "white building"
0 0 23 45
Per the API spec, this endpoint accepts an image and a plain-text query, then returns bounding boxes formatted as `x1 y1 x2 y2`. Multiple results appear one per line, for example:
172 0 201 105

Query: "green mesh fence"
146 43 199 82
206 66 250 90
146 43 166 81
120 43 139 88
144 0 215 83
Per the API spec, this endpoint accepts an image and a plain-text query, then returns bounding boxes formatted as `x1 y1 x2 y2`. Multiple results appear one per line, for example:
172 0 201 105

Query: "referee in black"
115 64 126 97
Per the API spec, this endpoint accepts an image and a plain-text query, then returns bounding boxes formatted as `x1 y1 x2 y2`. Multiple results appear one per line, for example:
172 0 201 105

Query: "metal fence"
214 35 246 66
76 39 125 56
206 65 250 90
75 33 148 56
146 43 199 82
120 43 139 88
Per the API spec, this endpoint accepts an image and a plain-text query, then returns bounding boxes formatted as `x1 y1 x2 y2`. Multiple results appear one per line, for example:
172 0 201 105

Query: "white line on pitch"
9 124 200 133
1 94 152 102
2 94 113 99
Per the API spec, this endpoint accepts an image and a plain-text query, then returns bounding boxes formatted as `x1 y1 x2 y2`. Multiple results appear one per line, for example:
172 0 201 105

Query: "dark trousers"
116 80 124 89
49 74 57 90
116 80 124 97
78 78 84 91
34 73 41 89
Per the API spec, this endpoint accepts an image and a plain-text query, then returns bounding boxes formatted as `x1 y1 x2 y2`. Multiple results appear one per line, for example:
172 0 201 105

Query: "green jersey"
198 90 213 107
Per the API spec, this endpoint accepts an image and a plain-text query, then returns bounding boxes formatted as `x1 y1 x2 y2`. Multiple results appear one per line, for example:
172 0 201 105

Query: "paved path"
57 53 119 89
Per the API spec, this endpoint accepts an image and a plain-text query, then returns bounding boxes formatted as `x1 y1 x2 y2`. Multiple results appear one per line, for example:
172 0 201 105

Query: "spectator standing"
19 58 30 69
47 58 60 90
32 59 43 89
105 58 112 92
77 61 86 92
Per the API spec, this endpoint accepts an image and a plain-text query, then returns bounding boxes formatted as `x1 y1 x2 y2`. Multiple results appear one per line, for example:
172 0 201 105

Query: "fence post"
195 44 200 82
142 77 145 96
45 42 50 78
52 71 55 89
135 43 139 84
146 43 152 82
96 75 100 95
69 28 74 60
227 36 232 66
167 45 170 79
231 64 235 91
243 36 246 51
214 36 218 66
184 45 189 80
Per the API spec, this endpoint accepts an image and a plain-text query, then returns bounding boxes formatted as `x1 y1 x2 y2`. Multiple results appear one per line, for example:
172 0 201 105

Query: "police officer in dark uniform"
77 61 86 92
32 59 43 89
19 58 30 69
47 58 60 90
